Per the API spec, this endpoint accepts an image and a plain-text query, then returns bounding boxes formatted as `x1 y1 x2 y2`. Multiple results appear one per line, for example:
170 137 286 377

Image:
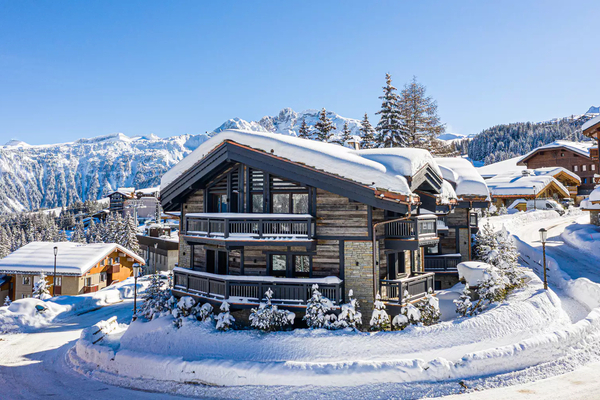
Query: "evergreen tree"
334 121 353 147
314 108 336 142
32 273 51 299
375 73 408 147
303 284 332 328
215 301 235 331
369 293 390 331
359 113 377 149
122 215 140 254
70 220 86 243
297 117 312 139
334 289 362 329
3 295 11 307
0 228 10 259
398 76 445 150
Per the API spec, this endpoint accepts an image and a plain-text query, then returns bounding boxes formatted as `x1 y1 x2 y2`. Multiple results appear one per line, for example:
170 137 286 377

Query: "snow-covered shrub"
172 296 195 328
32 273 51 300
416 288 440 326
249 288 295 331
138 274 172 320
454 286 473 317
3 296 11 307
494 227 525 289
369 293 390 331
334 289 362 330
498 205 508 215
392 291 420 330
191 302 213 322
215 301 235 331
303 284 333 329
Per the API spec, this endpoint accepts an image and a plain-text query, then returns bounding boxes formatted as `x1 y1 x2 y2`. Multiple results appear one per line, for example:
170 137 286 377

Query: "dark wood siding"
316 189 369 237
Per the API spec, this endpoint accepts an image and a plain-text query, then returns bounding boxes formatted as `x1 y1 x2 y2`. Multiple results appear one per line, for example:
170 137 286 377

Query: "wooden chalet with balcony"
160 130 456 319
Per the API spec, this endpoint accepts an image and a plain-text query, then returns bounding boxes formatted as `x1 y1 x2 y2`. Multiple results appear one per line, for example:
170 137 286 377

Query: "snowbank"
560 224 600 264
457 261 491 286
434 157 490 199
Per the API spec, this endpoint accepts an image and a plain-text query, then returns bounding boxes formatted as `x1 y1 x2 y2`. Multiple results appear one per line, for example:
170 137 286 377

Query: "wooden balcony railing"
424 254 462 272
184 213 314 240
379 272 435 302
384 216 438 240
173 268 343 305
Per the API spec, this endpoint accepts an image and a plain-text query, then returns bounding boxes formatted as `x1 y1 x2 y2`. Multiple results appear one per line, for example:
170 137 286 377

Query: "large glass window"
272 194 290 213
271 193 309 214
293 255 310 277
292 193 309 214
271 255 287 276
252 194 263 213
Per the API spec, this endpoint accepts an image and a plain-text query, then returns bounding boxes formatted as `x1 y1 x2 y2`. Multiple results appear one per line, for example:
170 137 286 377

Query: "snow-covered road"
0 301 175 399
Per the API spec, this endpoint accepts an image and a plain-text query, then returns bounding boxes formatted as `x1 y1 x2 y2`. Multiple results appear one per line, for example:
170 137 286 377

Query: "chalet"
108 187 162 221
582 117 600 185
485 170 570 208
429 158 490 289
0 242 145 299
0 274 11 303
137 223 179 273
581 187 600 226
517 141 596 196
160 129 488 320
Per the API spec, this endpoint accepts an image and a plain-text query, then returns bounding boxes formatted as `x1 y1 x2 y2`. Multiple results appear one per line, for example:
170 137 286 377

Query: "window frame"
268 253 313 278
22 276 31 285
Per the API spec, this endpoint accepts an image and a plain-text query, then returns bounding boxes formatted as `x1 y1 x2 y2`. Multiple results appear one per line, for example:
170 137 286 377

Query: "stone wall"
591 210 600 226
344 240 377 323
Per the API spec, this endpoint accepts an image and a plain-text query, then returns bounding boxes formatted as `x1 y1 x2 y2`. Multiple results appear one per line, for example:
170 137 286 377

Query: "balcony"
383 215 439 250
183 213 314 246
424 254 462 273
173 267 343 308
379 272 435 302
83 285 99 294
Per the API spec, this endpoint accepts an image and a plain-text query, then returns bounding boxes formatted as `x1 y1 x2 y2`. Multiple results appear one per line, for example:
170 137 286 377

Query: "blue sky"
1 1 600 145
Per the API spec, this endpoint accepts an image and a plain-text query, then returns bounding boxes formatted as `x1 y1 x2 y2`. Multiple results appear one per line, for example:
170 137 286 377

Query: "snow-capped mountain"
0 108 359 213
214 108 362 138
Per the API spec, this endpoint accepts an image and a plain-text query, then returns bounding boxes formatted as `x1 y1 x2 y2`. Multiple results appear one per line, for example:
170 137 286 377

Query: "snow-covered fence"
91 316 118 344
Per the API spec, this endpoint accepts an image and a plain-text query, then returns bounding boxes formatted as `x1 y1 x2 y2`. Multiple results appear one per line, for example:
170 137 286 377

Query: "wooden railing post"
224 217 230 238
258 217 264 238
414 218 419 239
207 217 211 237
225 280 230 299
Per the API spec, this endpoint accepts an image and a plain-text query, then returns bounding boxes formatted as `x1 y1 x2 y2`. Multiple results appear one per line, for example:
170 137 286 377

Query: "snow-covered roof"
581 198 600 210
434 157 490 199
161 130 444 200
530 167 581 184
486 174 570 197
136 186 160 196
590 186 600 204
0 242 145 276
438 180 458 205
476 156 526 179
519 140 594 162
107 187 135 197
582 115 600 131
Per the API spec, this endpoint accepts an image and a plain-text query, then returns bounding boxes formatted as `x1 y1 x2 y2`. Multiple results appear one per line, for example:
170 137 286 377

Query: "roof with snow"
0 242 145 276
476 156 526 179
582 115 600 132
590 186 600 204
161 130 445 207
518 140 594 164
434 157 490 200
529 167 581 184
485 174 570 198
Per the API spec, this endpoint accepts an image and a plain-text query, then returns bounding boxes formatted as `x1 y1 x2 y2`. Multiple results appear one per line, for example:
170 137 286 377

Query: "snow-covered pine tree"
249 288 295 331
472 222 498 262
495 227 524 288
122 215 140 254
454 286 473 317
32 273 51 299
3 295 11 307
172 296 195 328
398 76 445 150
375 73 407 148
86 219 99 243
314 108 336 143
297 117 312 139
303 284 332 329
215 301 235 331
359 113 377 149
335 289 362 329
191 302 213 321
416 288 441 326
369 293 390 331
70 220 86 243
0 228 10 259
334 122 353 147
58 229 68 242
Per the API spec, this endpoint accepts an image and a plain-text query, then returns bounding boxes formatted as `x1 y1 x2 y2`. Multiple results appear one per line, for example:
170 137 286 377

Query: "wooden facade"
518 147 596 194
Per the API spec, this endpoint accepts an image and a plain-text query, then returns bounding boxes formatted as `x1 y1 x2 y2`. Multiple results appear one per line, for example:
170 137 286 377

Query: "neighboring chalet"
160 130 488 319
581 187 600 226
485 170 570 208
582 116 600 185
430 158 490 289
517 140 597 196
0 242 145 299
137 223 179 273
107 187 162 222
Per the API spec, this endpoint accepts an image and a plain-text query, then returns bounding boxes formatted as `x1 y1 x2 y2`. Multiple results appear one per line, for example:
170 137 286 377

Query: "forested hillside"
467 116 593 165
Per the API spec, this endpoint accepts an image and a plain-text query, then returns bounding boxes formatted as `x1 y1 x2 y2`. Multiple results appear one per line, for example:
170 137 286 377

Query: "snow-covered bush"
303 284 333 329
369 293 390 331
215 301 235 331
191 302 213 322
172 296 195 328
32 273 51 300
249 288 294 331
334 289 362 330
392 291 420 330
416 288 440 326
498 205 508 215
138 274 173 320
454 286 473 317
3 296 11 307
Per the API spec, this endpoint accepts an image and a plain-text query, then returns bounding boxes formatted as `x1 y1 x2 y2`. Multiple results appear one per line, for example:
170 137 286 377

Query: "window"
22 294 30 299
593 164 596 171
85 277 92 287
22 276 30 285
271 255 287 276
574 165 578 172
583 178 588 184
561 153 565 157
293 255 310 277
115 256 120 263
100 272 107 282
272 193 290 213
271 193 309 214
55 277 62 286
583 165 587 172
252 194 263 213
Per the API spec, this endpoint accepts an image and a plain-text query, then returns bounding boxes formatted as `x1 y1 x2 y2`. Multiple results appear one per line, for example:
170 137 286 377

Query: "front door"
206 249 228 275
387 251 405 280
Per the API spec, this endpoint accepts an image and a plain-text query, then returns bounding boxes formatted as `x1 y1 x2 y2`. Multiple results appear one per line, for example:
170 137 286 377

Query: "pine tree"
359 113 377 149
314 108 336 142
215 301 235 331
303 284 332 328
249 288 295 331
70 220 86 243
335 122 353 147
369 293 390 331
297 117 312 139
3 295 11 307
0 227 10 259
122 215 140 254
334 289 362 329
32 273 51 299
375 73 408 147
